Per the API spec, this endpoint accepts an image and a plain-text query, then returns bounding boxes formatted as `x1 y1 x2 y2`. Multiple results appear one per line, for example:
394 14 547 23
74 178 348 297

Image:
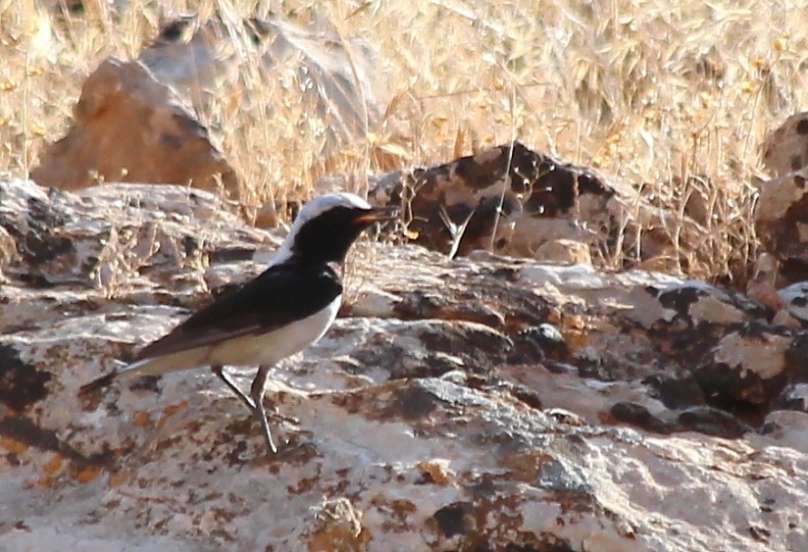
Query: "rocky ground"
1 179 807 551
3 5 808 551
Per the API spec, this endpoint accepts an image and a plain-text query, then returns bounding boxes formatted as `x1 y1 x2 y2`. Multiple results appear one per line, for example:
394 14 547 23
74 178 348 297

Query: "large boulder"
761 111 808 177
754 168 808 284
0 179 268 289
137 13 381 156
367 142 708 273
30 10 383 199
30 58 238 196
1 179 808 551
756 113 808 284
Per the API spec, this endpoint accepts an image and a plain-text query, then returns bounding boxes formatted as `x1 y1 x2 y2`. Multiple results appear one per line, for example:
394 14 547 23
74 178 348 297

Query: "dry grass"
1 0 807 285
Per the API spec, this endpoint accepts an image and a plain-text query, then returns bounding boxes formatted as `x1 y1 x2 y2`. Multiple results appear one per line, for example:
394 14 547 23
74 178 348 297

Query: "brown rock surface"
755 112 808 284
2 179 808 551
754 167 808 284
369 142 614 259
30 57 238 196
368 142 707 271
762 111 808 177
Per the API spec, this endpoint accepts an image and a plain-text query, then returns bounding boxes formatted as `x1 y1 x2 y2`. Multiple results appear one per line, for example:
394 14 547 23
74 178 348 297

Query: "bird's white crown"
290 192 371 233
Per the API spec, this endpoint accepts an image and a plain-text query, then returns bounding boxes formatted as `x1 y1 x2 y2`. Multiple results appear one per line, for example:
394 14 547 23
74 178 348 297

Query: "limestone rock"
746 252 784 312
138 14 381 155
30 57 238 196
762 111 808 176
534 238 592 265
2 180 808 551
368 142 613 259
779 281 808 323
754 167 808 284
0 179 272 292
368 142 707 272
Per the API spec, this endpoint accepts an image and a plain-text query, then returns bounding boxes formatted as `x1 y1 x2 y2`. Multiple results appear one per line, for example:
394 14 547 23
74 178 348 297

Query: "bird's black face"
291 205 397 265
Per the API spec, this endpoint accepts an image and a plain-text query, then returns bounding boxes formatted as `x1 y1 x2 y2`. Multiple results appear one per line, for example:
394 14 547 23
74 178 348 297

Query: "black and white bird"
80 192 397 454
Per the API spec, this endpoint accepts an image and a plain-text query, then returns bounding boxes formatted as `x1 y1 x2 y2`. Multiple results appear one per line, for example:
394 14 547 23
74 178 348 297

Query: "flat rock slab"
0 179 270 291
1 180 808 551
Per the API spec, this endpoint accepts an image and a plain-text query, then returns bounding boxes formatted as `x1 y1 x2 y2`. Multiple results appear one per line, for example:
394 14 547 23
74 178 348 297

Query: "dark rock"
755 165 808 285
609 401 672 434
675 406 755 438
0 344 51 412
370 142 615 259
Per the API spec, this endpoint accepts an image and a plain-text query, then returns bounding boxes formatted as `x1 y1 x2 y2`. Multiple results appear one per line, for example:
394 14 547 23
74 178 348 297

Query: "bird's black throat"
290 205 374 266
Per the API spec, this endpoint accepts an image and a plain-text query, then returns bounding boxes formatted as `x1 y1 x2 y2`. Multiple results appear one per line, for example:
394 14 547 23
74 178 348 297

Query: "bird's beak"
351 205 399 226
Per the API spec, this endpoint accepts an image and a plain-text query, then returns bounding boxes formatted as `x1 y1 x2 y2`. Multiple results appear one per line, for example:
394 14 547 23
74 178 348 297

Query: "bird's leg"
212 365 255 410
250 365 277 454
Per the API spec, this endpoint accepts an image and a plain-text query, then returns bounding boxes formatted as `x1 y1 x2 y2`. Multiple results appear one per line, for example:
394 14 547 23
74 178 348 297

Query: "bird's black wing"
134 262 342 360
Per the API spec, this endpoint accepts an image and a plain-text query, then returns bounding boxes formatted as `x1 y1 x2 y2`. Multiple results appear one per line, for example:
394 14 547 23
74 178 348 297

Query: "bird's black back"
135 261 343 360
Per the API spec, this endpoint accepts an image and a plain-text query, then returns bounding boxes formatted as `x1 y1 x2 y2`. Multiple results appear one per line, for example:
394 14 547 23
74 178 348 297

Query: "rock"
138 14 381 156
0 224 16 282
2 179 808 551
29 57 238 196
762 112 808 177
0 179 272 292
778 281 808 324
368 142 614 259
746 253 783 312
754 168 808 284
758 409 808 454
368 142 707 274
534 238 592 265
776 383 808 412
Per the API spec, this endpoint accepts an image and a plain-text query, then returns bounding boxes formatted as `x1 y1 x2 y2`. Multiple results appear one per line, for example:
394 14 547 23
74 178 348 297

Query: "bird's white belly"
207 296 341 367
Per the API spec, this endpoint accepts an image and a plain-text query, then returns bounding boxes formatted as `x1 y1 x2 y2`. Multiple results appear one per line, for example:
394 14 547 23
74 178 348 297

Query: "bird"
80 192 398 454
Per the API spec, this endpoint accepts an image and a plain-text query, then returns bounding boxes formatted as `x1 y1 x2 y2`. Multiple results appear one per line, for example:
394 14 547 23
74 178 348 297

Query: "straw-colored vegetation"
1 0 806 286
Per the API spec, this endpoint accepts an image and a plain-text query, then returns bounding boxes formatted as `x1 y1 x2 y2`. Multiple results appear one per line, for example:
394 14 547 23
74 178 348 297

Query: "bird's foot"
212 365 255 410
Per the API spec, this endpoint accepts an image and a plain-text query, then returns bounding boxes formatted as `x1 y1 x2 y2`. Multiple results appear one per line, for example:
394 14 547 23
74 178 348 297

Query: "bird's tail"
78 348 210 396
78 369 120 396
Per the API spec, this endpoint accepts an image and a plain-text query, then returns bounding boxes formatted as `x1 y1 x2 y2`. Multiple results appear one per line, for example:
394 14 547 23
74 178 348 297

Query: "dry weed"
2 0 806 285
